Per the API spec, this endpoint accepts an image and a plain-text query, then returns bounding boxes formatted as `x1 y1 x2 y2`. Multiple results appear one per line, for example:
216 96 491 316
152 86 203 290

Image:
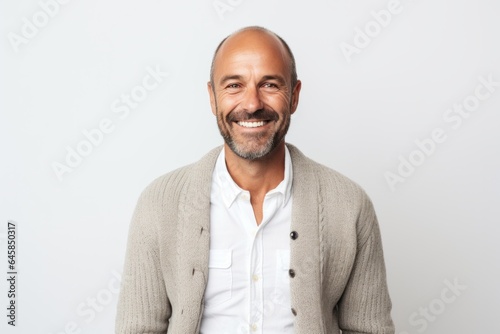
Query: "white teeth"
238 121 265 128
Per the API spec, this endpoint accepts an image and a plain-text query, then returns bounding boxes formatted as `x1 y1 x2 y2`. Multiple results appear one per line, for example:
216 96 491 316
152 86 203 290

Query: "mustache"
226 109 279 122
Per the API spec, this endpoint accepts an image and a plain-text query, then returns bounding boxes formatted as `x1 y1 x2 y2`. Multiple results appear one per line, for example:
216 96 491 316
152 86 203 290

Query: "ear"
207 81 217 116
290 80 302 115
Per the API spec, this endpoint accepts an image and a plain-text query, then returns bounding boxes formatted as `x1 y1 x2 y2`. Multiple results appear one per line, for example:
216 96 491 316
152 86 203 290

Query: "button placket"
249 225 264 333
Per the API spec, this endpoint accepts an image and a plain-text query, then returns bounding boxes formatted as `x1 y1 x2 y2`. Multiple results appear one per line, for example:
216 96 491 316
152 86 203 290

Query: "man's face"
208 31 301 160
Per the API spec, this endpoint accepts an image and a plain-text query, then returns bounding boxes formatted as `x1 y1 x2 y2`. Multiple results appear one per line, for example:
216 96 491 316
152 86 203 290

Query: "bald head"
210 26 298 90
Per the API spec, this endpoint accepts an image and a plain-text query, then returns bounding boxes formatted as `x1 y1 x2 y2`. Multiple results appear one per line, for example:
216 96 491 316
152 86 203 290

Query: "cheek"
264 93 291 109
216 95 238 113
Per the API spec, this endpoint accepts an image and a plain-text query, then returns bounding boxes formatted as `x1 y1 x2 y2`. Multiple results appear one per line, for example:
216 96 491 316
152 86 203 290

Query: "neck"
224 141 286 197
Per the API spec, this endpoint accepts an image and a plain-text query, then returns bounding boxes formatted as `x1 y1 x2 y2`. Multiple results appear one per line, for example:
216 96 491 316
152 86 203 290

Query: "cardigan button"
290 231 298 240
289 269 295 278
291 308 297 316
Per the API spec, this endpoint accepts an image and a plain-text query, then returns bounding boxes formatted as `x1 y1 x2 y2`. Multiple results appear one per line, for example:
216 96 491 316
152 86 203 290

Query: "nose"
240 86 264 113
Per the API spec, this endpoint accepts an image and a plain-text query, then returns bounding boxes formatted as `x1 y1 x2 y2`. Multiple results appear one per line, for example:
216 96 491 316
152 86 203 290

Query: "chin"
228 138 282 161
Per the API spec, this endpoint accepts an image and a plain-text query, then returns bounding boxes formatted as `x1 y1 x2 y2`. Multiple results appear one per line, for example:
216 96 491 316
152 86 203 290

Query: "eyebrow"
261 75 287 86
219 75 243 86
218 74 287 86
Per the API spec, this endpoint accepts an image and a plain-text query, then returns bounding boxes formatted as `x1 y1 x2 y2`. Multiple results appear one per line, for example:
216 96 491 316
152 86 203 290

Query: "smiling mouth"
236 120 269 128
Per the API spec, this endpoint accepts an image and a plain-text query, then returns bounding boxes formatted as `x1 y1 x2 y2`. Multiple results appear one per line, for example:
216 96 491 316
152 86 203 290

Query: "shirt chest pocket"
204 249 233 307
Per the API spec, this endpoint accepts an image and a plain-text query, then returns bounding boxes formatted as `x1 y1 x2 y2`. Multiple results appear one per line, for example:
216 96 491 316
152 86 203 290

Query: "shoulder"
139 146 221 204
287 143 369 203
287 144 378 243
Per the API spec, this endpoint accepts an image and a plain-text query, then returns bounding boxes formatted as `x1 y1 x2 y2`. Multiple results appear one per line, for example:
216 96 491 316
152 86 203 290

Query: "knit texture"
115 144 394 333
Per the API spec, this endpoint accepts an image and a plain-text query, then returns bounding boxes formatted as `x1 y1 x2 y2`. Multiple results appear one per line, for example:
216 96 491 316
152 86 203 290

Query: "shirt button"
290 231 298 240
289 269 295 278
291 308 297 316
250 323 257 331
252 274 259 282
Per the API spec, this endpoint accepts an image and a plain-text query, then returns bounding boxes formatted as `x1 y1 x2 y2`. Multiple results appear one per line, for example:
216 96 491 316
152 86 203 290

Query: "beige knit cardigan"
115 144 394 333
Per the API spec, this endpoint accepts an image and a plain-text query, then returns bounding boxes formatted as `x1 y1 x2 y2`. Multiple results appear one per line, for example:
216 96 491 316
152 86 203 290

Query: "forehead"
213 31 290 82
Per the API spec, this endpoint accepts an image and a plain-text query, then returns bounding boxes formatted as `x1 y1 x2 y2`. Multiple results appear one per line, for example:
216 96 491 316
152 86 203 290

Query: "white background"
1 0 499 333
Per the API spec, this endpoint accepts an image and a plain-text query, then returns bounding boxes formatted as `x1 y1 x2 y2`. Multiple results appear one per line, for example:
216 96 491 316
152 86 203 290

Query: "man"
116 26 394 333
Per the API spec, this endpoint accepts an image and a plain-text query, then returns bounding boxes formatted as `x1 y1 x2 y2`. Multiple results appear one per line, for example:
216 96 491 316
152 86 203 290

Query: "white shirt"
200 147 294 334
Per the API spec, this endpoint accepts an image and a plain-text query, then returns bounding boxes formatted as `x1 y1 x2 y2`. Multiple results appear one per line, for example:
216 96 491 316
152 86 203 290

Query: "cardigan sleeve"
115 188 171 334
337 192 394 334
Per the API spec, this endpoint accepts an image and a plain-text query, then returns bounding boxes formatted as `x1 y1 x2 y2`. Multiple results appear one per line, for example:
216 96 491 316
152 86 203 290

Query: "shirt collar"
214 146 293 208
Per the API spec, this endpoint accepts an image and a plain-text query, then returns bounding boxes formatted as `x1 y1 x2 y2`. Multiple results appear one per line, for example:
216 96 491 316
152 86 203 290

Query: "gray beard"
215 102 292 161
223 130 280 160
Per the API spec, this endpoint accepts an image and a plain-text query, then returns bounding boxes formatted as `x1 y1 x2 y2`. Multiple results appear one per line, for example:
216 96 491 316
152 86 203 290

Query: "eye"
225 83 241 89
262 82 279 90
223 83 243 94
